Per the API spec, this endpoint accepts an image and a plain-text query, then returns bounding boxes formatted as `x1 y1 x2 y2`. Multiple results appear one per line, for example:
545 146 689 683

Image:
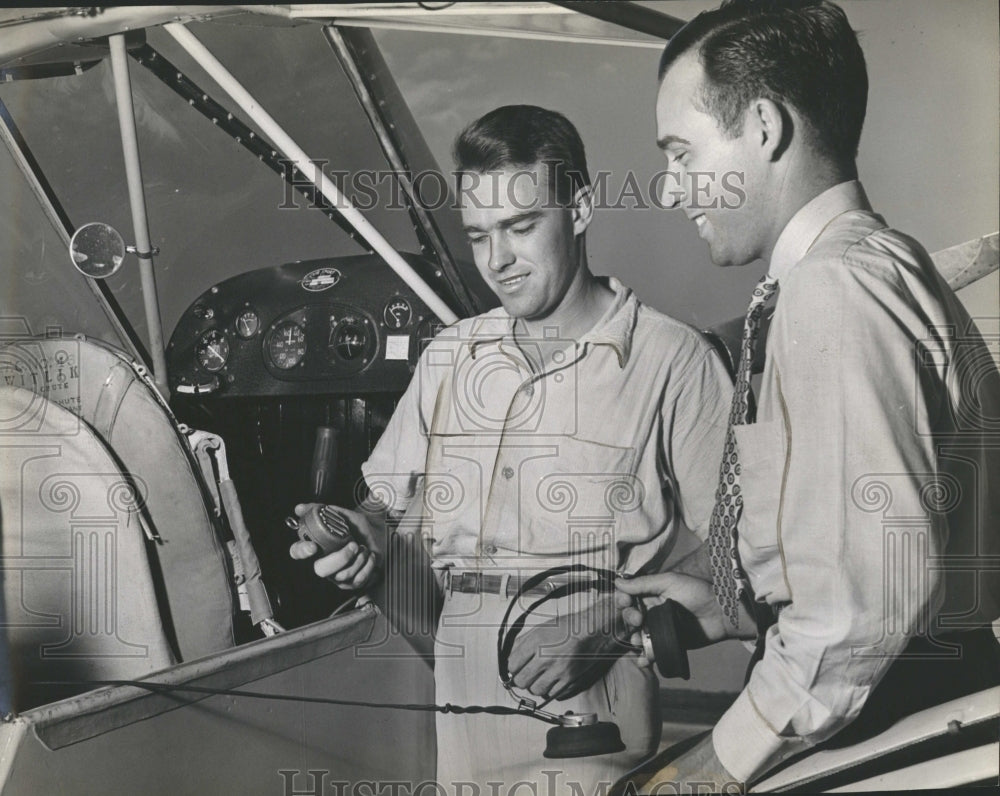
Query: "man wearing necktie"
615 0 1000 791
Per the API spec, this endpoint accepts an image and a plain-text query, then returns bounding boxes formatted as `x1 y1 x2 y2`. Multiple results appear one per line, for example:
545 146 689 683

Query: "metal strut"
324 26 478 316
162 22 458 324
109 34 170 396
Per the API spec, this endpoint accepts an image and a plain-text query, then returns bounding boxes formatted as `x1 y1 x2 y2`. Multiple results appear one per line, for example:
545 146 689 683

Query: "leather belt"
446 570 588 598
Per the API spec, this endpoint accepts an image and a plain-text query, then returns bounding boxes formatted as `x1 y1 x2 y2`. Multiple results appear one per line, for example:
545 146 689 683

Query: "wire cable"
40 679 531 717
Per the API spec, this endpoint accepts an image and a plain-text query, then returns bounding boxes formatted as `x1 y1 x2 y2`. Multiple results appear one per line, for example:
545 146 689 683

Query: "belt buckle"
450 571 481 594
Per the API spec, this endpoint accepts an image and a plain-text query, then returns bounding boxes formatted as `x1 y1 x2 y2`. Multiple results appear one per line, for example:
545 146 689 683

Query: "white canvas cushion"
0 336 237 662
0 385 176 709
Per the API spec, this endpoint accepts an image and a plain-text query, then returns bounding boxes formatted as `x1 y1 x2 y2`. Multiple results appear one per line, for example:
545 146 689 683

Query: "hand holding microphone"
287 503 382 590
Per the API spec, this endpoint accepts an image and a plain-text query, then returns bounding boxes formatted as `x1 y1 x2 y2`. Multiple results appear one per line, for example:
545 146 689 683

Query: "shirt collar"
768 180 872 280
468 276 638 368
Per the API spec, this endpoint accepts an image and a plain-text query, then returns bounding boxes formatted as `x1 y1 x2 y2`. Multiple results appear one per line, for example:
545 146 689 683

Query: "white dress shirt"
712 181 1000 781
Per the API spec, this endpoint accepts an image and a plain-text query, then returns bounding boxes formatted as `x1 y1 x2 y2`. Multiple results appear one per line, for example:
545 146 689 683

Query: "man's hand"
288 503 385 591
636 733 743 795
615 571 756 668
506 593 632 701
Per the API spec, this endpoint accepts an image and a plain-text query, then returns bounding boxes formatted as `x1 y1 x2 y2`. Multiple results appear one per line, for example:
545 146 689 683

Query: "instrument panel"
167 253 445 397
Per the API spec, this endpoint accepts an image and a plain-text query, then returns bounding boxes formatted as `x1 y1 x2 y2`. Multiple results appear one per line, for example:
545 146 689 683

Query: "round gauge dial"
235 309 260 339
332 319 368 361
383 298 412 330
196 329 230 372
267 320 307 370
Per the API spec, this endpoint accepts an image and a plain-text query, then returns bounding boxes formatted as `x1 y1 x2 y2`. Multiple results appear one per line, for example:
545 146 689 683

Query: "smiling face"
656 51 768 267
459 162 591 321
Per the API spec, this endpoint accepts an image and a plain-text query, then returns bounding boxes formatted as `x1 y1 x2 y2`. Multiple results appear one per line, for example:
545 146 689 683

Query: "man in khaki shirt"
292 105 732 790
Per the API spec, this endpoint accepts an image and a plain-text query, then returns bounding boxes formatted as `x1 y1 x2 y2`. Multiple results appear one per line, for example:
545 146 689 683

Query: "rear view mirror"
69 222 126 278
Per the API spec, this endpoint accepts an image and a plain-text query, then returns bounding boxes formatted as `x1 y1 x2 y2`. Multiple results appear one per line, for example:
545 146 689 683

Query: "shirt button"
501 466 514 480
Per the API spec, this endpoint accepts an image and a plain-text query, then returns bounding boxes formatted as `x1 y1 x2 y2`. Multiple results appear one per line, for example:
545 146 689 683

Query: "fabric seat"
0 335 238 709
0 384 177 708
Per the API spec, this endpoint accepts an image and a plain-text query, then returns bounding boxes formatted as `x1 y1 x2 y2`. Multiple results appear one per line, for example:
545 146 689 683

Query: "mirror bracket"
126 244 159 260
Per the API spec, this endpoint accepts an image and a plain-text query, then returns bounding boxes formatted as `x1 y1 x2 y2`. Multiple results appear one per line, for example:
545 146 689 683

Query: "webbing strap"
92 361 133 440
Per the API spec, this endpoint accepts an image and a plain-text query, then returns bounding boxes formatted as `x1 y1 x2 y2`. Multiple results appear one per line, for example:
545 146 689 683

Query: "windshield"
0 3 996 356
0 21 422 348
0 130 126 346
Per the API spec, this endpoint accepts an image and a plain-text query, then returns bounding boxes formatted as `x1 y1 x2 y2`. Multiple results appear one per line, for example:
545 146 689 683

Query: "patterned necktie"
708 274 779 627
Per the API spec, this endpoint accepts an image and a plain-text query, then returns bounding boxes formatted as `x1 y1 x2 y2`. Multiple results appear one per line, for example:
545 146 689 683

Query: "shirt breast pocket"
732 420 787 563
523 436 638 555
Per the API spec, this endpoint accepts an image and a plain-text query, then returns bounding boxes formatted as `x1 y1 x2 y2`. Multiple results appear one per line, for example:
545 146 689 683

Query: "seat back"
0 384 177 708
0 335 237 667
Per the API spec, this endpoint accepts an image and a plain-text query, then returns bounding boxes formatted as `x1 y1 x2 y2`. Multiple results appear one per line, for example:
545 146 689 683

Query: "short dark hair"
658 0 868 164
452 105 590 205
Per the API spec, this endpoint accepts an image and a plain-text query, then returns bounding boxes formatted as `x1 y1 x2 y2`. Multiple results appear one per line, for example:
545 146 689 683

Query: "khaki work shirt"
363 277 731 575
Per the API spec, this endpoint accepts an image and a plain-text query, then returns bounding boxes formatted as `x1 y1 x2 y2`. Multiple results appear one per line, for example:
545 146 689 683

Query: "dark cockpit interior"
166 253 446 625
0 18 497 651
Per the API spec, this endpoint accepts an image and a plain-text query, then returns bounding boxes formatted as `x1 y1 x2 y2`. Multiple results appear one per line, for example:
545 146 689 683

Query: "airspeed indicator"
266 321 307 370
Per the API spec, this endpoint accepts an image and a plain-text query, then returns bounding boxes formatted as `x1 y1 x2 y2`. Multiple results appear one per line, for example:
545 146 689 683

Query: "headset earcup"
645 599 690 680
544 721 626 758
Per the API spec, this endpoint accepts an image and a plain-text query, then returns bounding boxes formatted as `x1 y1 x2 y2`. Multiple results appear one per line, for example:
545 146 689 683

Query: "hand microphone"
285 504 356 555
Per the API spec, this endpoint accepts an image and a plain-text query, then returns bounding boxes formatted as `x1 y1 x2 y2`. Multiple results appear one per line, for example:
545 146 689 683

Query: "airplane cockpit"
0 4 997 793
165 252 446 624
